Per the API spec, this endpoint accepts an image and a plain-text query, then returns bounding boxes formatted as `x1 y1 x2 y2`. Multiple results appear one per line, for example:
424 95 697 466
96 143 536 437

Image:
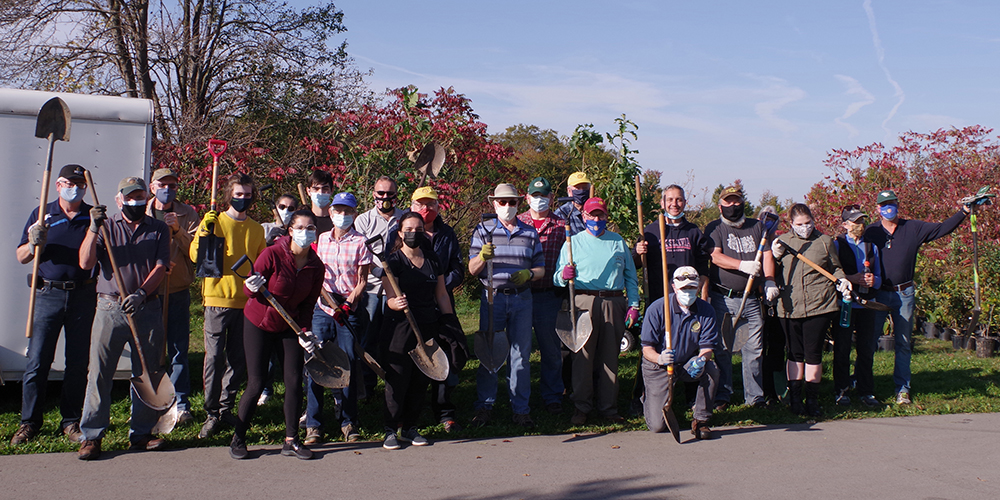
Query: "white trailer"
0 88 153 383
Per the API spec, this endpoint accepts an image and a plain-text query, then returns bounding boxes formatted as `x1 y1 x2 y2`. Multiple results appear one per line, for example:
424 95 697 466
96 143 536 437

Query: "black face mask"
122 204 146 222
571 188 588 205
376 196 396 213
403 231 425 249
721 203 745 222
230 197 250 213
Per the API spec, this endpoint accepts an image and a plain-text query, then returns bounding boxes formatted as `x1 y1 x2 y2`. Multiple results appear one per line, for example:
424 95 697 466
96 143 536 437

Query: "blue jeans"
306 303 368 429
21 283 96 428
475 288 533 415
161 289 191 411
80 295 166 442
710 291 765 406
531 289 564 405
874 288 915 395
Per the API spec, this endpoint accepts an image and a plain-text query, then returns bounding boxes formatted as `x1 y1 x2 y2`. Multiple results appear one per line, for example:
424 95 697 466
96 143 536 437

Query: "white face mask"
676 288 698 307
311 192 331 208
333 213 354 230
495 204 517 222
277 208 293 226
528 195 550 213
291 228 317 248
59 186 85 203
792 222 815 239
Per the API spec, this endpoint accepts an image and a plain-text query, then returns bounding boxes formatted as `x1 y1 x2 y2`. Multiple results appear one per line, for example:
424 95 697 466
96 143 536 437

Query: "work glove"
332 302 351 325
561 265 576 281
770 238 785 260
738 260 762 277
624 307 639 328
837 278 853 300
510 269 533 286
478 243 496 262
89 205 107 233
764 279 780 302
298 330 320 354
121 288 146 314
266 225 285 243
657 349 675 367
27 221 48 254
197 210 219 237
245 273 266 293
684 355 707 379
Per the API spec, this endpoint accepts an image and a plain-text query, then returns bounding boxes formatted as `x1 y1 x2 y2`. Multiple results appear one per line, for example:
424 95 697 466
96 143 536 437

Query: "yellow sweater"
189 212 265 309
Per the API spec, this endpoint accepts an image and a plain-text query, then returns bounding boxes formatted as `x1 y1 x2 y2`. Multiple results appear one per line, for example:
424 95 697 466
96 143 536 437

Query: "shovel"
474 214 510 374
658 214 681 444
555 223 593 352
25 97 71 339
412 142 446 188
320 289 387 381
85 170 176 411
773 239 890 312
195 139 228 278
231 255 351 389
365 235 450 381
722 211 779 353
961 188 994 336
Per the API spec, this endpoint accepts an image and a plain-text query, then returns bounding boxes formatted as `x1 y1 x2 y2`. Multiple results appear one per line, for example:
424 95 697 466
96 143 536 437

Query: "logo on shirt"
691 321 701 333
664 237 692 252
727 233 756 254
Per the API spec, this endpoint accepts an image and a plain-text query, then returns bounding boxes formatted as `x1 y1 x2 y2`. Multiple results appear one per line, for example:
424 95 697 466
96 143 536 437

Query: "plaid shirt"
517 211 565 289
554 201 586 236
315 228 373 315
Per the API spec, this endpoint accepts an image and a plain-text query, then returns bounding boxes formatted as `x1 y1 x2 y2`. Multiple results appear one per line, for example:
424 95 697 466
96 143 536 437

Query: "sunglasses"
494 199 518 206
375 191 397 197
276 203 296 210
674 274 700 282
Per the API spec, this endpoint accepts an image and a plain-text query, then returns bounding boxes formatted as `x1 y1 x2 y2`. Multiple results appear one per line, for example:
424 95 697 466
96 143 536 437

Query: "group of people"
11 162 974 460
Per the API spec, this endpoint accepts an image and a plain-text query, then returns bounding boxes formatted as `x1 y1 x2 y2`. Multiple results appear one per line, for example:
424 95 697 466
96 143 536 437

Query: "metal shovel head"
305 342 351 389
131 369 176 411
195 233 225 278
721 312 735 352
35 97 71 141
474 329 509 374
662 374 681 443
151 401 180 434
409 338 450 382
414 142 446 178
555 300 593 353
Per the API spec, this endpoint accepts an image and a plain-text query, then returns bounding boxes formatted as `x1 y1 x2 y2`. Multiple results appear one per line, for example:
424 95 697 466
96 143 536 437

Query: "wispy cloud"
863 0 905 138
833 74 876 137
747 75 807 133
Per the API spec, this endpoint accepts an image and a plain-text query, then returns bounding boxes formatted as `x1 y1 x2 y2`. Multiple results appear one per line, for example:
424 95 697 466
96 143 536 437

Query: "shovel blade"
474 329 509 374
555 299 593 353
721 312 735 352
151 402 179 435
859 297 891 312
195 233 226 278
131 370 176 411
662 375 681 443
305 342 351 389
409 338 450 382
35 97 71 141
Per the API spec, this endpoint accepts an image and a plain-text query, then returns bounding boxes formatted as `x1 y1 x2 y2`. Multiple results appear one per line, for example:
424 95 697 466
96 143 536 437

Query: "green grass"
3 291 999 455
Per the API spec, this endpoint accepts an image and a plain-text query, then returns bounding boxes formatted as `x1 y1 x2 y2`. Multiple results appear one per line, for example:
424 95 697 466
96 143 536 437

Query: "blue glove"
684 355 707 379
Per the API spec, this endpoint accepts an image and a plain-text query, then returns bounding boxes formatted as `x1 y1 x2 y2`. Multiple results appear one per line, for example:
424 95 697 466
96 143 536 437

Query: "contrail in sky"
864 0 905 137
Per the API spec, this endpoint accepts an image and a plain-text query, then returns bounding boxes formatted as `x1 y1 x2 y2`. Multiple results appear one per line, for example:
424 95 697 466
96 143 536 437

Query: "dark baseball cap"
118 176 147 196
527 177 552 196
841 205 868 222
720 185 744 202
876 190 898 204
58 164 87 181
151 168 179 183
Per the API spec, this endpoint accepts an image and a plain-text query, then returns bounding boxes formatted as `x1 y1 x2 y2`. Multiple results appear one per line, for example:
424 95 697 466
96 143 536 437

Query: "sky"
313 0 1000 206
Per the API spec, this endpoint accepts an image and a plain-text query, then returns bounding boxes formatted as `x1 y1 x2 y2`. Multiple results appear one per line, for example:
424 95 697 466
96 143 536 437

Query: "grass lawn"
2 292 999 455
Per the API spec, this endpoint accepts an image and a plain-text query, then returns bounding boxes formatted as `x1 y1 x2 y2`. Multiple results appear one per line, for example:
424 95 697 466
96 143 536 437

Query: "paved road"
1 412 998 499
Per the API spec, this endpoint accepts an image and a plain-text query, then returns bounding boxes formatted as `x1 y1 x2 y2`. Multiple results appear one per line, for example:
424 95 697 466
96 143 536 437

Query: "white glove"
657 349 675 367
765 279 779 302
738 260 762 277
770 238 785 260
837 278 853 300
246 274 266 293
298 330 320 353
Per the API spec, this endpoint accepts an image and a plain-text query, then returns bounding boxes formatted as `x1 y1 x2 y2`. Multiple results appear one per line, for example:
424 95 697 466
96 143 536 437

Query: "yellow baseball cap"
567 172 591 187
411 186 439 201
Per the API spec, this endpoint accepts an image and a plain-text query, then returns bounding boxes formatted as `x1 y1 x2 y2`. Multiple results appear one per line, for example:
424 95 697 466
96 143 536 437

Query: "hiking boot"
895 391 911 405
175 410 194 427
304 427 322 445
399 427 428 446
341 424 360 443
860 395 882 408
10 423 38 445
570 410 587 426
229 434 248 460
281 439 313 460
471 409 492 428
78 439 102 461
442 420 463 433
198 415 221 439
691 420 712 440
546 402 563 415
512 413 535 428
62 422 83 443
383 430 400 450
130 435 167 451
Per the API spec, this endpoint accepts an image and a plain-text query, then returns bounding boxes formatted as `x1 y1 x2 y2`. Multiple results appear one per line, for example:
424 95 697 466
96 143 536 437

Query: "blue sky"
322 0 1000 206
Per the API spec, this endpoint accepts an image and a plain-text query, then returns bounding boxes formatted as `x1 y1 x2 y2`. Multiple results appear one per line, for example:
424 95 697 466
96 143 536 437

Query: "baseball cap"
673 266 700 289
118 176 147 196
567 172 591 187
411 186 438 201
332 192 358 208
583 197 607 215
876 190 898 204
841 205 868 222
527 177 552 196
719 185 744 202
151 167 179 183
58 164 87 181
488 183 520 200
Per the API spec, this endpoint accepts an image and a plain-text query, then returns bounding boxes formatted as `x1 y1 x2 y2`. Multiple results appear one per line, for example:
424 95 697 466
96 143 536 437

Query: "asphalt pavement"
1 412 998 499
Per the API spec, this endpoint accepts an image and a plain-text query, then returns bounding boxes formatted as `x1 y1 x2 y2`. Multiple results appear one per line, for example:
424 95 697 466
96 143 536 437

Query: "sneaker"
442 420 463 433
400 427 429 446
570 410 587 426
62 422 83 443
299 411 308 429
341 424 360 443
175 410 194 427
257 392 271 406
304 427 322 445
860 395 882 408
691 420 712 440
471 408 492 428
512 413 535 428
383 431 401 450
198 415 221 439
546 402 563 415
129 435 167 451
10 423 38 445
229 434 248 460
895 391 912 405
835 389 851 406
78 439 102 461
281 439 313 460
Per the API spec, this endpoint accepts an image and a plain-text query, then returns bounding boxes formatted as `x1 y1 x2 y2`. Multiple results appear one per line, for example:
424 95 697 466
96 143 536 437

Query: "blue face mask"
666 211 684 220
585 219 606 236
879 204 898 220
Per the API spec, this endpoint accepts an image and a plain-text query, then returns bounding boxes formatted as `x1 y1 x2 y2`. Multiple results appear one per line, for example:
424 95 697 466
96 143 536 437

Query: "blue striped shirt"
469 219 544 289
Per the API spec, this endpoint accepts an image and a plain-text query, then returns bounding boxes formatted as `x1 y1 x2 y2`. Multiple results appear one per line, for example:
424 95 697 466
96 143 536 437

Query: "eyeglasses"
494 199 518 207
375 191 397 197
674 274 699 282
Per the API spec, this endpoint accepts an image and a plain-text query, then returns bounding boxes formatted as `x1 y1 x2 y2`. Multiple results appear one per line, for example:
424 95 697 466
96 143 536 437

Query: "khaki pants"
570 295 626 416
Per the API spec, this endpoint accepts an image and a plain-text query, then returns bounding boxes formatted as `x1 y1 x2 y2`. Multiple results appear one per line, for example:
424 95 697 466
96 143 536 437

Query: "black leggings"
237 318 304 439
382 318 431 430
781 313 834 365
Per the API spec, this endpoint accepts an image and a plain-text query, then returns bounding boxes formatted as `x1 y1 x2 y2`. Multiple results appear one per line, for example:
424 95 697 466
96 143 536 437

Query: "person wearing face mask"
864 189 968 405
11 165 98 446
231 210 324 460
703 185 777 411
303 192 373 445
262 194 299 245
554 171 592 236
469 184 545 428
516 177 568 416
770 203 850 417
77 176 171 460
189 173 266 439
306 169 335 236
640 267 720 439
831 206 883 408
143 168 199 426
553 198 640 425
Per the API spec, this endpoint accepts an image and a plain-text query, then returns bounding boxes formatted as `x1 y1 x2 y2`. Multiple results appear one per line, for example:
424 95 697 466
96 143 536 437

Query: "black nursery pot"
878 335 895 352
967 335 977 351
940 328 953 342
922 322 940 339
976 336 997 358
952 333 967 350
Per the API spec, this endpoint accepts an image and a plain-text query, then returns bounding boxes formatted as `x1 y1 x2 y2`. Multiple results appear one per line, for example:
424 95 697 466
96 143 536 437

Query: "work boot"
78 439 102 461
199 415 221 439
805 382 823 417
691 420 712 440
570 409 587 426
304 427 322 445
62 422 83 443
512 413 535 428
10 423 38 445
788 380 805 416
471 408 492 428
341 423 360 443
129 434 167 451
281 438 313 460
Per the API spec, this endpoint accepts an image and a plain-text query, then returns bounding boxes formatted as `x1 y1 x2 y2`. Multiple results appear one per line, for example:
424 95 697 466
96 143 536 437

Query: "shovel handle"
564 223 578 332
298 183 310 208
635 175 649 306
207 139 226 212
659 214 673 360
26 140 58 338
